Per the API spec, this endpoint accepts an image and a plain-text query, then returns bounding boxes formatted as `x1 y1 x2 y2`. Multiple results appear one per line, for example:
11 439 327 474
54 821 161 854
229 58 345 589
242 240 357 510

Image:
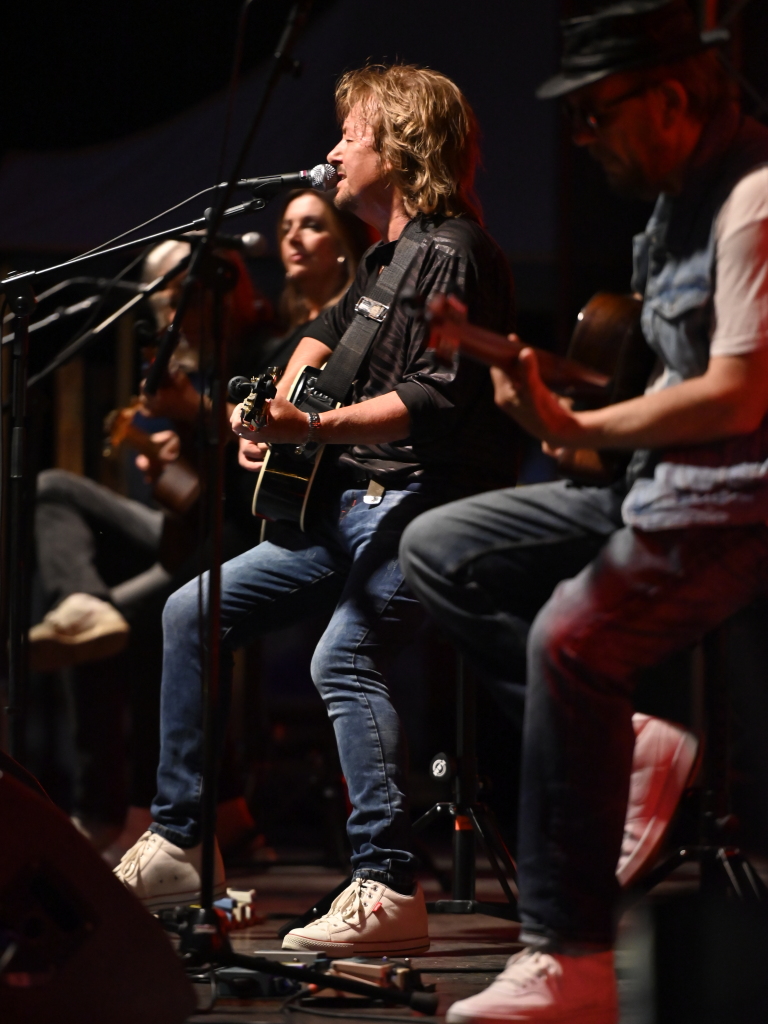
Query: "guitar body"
251 366 341 531
557 292 652 485
423 291 652 485
105 404 201 517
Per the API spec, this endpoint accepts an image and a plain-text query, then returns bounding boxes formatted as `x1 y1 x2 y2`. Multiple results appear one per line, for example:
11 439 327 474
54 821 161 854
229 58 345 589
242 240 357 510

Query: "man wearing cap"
400 1 768 1019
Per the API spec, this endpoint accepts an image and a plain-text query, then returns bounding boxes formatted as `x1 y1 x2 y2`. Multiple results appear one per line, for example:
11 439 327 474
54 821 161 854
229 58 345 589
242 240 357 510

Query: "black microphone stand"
138 0 315 943
0 190 268 755
4 276 35 761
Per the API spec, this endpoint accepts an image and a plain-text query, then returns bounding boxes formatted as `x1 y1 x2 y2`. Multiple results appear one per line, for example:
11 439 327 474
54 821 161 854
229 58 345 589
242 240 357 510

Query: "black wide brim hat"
537 0 729 100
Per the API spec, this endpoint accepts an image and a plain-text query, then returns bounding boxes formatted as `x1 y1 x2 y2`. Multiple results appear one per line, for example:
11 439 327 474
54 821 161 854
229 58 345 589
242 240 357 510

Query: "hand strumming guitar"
135 429 181 483
490 346 583 447
237 436 268 473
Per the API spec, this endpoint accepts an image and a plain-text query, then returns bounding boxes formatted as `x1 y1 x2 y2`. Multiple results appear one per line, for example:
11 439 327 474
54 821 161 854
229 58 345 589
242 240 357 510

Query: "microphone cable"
57 185 228 266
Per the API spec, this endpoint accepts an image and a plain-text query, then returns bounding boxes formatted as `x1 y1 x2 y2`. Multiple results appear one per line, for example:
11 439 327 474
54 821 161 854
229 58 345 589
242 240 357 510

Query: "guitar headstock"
235 367 283 431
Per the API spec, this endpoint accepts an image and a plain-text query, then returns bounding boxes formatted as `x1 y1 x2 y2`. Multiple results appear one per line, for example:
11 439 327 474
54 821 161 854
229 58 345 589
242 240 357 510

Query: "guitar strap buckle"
364 480 386 506
354 296 389 322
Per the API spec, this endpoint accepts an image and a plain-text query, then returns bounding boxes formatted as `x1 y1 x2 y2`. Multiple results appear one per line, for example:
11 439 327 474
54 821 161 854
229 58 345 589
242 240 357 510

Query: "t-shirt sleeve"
710 167 768 358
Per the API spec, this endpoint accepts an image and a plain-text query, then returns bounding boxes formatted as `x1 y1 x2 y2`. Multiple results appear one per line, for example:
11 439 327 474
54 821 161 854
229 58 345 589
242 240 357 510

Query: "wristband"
306 410 321 445
296 411 322 455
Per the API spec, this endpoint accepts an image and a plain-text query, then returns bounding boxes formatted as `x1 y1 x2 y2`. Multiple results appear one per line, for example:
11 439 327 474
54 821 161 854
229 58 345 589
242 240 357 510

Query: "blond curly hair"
335 64 482 222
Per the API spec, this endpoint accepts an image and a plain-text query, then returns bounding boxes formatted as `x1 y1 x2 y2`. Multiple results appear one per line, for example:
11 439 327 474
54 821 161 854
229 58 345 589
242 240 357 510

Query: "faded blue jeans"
400 480 768 947
151 481 457 892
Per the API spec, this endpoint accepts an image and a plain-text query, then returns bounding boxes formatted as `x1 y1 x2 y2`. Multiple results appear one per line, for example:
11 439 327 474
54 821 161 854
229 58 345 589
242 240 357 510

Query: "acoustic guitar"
238 366 342 531
420 291 652 485
237 291 651 531
104 402 201 516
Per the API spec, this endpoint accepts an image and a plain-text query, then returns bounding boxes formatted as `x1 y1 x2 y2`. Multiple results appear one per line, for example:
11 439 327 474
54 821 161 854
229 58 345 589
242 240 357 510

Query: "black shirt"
302 215 519 493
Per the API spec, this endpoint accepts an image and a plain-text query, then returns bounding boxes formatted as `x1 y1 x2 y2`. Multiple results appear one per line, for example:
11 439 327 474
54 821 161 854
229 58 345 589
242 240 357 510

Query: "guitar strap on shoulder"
314 217 433 404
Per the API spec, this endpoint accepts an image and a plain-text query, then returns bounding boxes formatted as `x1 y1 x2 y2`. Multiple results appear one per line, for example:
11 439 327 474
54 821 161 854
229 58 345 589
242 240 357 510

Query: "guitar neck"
432 320 610 397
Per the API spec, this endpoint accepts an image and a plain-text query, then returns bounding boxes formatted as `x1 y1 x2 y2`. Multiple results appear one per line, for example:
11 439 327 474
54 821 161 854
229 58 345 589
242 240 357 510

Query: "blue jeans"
400 480 768 947
151 482 455 892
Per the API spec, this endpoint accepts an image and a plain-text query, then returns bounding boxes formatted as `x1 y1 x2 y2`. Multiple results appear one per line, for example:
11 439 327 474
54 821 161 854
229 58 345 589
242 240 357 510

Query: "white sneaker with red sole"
446 947 618 1024
281 877 429 957
618 713 700 887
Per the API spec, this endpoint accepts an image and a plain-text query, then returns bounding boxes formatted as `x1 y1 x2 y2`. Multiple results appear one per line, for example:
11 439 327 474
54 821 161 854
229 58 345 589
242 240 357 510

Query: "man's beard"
333 185 359 213
589 145 659 202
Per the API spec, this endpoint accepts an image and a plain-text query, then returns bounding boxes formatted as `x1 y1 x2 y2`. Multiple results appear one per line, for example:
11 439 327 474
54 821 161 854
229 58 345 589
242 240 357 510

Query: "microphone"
180 230 268 257
237 163 338 194
228 375 255 402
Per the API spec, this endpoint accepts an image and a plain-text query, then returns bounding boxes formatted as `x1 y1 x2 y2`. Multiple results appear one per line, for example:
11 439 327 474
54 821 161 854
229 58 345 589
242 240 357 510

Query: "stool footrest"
426 899 518 920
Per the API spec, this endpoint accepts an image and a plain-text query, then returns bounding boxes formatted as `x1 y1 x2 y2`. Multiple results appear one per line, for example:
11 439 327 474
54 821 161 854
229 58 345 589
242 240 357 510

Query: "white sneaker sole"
446 1003 617 1024
30 625 129 672
140 881 227 913
281 934 430 957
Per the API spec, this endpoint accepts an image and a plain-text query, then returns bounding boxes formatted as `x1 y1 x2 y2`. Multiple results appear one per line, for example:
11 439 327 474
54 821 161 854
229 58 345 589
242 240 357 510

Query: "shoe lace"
314 878 378 925
500 949 561 988
115 831 154 881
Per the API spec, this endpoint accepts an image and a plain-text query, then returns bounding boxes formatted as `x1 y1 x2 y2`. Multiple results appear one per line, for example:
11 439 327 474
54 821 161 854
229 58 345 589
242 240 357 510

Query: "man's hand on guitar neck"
231 393 313 448
230 389 412 448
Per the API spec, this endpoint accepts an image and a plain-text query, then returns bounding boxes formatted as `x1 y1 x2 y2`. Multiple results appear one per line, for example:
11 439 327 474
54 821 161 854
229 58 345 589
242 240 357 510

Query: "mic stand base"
161 904 439 1015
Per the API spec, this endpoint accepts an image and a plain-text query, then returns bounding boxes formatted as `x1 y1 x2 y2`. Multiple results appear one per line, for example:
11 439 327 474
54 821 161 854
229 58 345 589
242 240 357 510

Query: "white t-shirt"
710 165 768 357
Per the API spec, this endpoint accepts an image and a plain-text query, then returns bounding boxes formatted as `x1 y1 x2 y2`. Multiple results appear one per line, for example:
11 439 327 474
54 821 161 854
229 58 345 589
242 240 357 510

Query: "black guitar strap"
314 218 433 403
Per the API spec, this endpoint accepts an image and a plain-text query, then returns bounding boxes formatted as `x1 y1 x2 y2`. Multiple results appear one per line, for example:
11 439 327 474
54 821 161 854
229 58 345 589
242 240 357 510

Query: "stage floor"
182 855 758 1024
186 862 522 1022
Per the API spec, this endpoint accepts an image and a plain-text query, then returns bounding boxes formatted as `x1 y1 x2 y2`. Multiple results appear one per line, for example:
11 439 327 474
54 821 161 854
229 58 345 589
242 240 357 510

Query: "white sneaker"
446 948 617 1024
618 713 699 887
29 593 129 672
282 877 430 957
113 830 226 911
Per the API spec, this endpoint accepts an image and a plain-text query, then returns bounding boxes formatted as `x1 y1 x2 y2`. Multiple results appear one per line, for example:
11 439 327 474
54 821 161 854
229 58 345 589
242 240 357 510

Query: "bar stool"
412 656 518 919
636 620 768 901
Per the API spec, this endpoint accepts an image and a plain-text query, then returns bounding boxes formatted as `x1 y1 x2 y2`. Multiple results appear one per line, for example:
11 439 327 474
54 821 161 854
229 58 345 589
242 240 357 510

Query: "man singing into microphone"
114 63 518 956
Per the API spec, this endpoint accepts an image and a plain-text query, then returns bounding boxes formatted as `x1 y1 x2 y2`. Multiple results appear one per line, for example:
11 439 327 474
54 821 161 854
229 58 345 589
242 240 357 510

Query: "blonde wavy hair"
335 64 482 222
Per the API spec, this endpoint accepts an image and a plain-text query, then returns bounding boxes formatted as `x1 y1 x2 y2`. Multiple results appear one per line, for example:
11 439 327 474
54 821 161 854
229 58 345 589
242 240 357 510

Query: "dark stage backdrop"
0 2 560 266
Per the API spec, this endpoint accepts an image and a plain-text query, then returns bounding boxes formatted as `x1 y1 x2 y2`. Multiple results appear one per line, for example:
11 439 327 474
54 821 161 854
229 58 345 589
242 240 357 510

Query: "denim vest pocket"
641 245 714 381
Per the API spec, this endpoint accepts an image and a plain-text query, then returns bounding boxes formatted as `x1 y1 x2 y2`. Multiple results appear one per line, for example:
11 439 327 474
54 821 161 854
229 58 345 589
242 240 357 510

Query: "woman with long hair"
252 187 371 372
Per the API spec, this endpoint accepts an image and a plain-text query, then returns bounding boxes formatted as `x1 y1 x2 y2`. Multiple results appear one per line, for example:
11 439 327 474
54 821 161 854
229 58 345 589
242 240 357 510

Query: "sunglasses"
562 83 650 134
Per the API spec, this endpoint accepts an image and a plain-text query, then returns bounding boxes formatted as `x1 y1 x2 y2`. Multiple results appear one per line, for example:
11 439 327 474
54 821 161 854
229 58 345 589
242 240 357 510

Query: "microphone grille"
309 163 339 192
240 232 268 257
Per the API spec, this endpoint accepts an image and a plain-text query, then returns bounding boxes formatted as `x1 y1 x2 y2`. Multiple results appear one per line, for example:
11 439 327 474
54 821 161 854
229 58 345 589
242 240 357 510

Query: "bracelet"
295 411 322 455
307 409 321 442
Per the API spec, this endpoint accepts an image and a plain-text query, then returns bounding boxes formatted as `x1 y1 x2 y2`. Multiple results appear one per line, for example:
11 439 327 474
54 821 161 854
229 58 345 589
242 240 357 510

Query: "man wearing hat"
400 1 768 1019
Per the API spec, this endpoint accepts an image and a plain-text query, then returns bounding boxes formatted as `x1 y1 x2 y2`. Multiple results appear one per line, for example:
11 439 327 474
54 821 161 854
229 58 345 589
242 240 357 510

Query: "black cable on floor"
283 1005 441 1023
417 967 503 974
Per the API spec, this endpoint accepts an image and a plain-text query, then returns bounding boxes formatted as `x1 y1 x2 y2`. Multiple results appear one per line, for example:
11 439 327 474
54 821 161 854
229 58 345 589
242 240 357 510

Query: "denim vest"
622 106 768 530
